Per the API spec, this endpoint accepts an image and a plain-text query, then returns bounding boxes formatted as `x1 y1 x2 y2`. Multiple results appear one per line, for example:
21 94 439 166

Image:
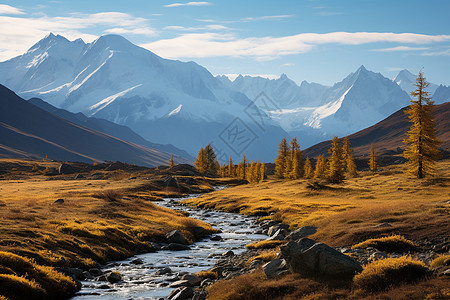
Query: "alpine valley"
1 33 449 161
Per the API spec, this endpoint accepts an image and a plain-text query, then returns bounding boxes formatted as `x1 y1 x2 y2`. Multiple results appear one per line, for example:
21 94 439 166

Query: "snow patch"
88 84 142 115
168 104 182 117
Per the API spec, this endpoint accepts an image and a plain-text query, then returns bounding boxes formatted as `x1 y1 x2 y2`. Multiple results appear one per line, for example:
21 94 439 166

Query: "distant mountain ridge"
1 33 448 161
28 97 194 161
0 84 191 166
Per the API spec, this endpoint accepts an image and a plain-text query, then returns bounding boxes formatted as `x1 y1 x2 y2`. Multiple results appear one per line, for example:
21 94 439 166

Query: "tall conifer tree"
327 137 345 182
304 157 313 178
369 144 378 172
275 138 289 178
403 70 441 178
314 155 327 178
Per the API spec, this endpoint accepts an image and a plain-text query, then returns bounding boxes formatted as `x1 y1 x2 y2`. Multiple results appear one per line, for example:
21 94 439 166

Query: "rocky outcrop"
281 238 362 280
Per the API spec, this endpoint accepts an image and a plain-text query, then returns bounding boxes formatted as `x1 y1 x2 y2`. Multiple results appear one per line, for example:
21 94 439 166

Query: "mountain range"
0 33 449 162
0 84 191 166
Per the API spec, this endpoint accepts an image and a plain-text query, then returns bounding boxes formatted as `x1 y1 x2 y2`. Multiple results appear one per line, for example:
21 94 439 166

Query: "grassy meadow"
0 158 236 299
184 160 450 247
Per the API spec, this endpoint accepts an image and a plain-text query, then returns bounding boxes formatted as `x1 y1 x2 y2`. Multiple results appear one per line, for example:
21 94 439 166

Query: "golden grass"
247 250 278 264
196 270 218 280
351 235 416 253
246 240 285 250
430 254 450 269
0 251 77 299
353 256 429 293
184 160 450 246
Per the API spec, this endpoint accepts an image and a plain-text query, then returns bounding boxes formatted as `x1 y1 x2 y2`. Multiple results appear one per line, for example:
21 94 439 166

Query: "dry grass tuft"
246 240 285 250
351 235 416 253
196 270 218 280
247 250 278 264
92 190 123 202
430 254 450 269
353 256 429 293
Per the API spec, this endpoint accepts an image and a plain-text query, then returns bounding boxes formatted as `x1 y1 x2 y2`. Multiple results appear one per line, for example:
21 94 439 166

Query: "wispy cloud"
0 11 158 61
316 11 343 16
0 4 25 15
164 2 211 8
421 49 450 56
141 32 450 60
372 46 429 52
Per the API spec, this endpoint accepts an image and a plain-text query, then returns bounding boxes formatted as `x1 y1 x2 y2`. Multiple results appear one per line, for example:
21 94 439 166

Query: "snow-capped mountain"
0 34 434 161
393 69 438 96
217 74 329 108
223 66 411 139
0 33 287 162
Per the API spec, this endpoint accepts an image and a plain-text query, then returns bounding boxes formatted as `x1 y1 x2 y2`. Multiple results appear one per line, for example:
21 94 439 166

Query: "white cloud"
0 12 157 61
282 63 294 67
0 4 25 15
372 46 430 52
164 2 211 8
141 32 450 60
421 49 450 56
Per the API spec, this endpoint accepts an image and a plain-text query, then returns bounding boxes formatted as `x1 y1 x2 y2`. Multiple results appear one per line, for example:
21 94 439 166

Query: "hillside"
0 84 191 166
303 102 450 158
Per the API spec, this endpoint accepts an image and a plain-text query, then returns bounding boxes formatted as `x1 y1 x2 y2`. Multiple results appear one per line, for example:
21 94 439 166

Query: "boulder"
168 287 194 300
155 267 172 275
168 243 191 251
67 267 83 279
58 163 75 174
89 268 102 277
281 238 362 280
166 230 189 245
262 258 287 279
169 280 191 288
54 199 64 204
210 235 222 241
266 229 286 240
82 271 94 280
181 274 201 286
191 226 206 238
222 250 234 257
105 272 121 283
286 226 317 240
130 258 144 265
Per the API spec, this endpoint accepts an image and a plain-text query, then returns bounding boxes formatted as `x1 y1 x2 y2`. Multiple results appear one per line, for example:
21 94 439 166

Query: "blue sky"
1 0 449 86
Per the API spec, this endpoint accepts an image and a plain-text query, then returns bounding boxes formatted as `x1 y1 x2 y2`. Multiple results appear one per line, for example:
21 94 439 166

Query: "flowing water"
74 188 266 299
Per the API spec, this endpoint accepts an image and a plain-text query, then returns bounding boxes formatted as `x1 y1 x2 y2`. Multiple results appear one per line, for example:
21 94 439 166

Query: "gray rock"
191 226 206 238
286 226 317 240
168 287 194 300
96 275 107 281
166 230 189 245
82 271 94 280
168 243 191 251
130 258 144 265
105 272 121 283
54 198 64 204
200 279 213 287
155 267 172 275
181 274 201 286
148 242 162 250
266 229 285 241
263 258 287 279
67 268 83 279
281 238 362 280
169 280 191 288
58 163 75 174
210 235 223 241
222 250 234 257
89 268 102 277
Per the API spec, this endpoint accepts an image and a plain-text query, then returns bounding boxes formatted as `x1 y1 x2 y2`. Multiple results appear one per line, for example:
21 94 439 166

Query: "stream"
74 187 266 299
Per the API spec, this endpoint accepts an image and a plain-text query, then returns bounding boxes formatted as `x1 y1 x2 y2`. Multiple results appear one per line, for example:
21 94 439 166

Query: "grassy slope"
184 160 450 247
